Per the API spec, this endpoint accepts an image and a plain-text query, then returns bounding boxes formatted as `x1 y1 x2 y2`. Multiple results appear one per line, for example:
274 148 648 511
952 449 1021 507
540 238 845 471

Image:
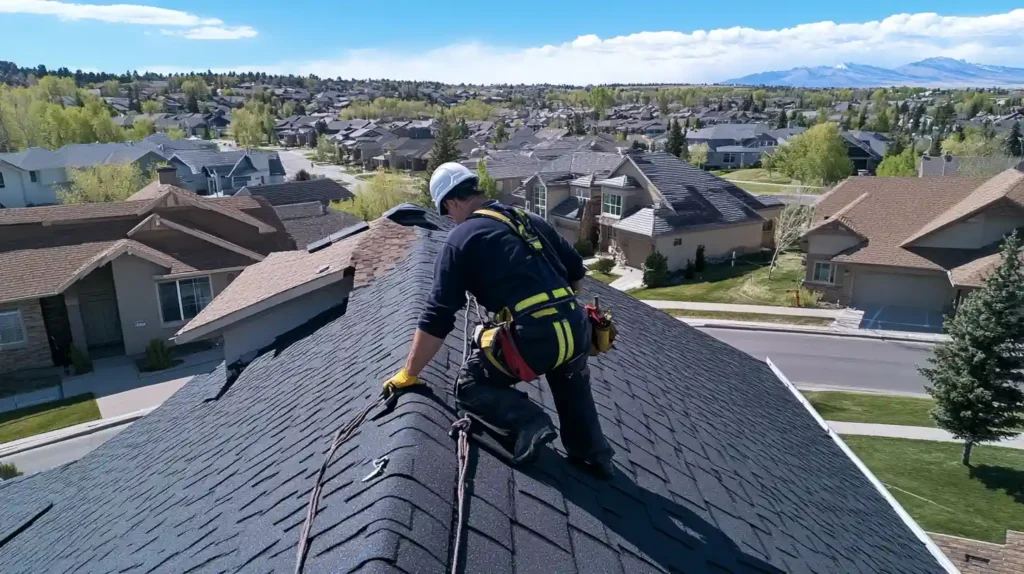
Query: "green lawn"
589 272 620 285
629 252 818 307
805 391 937 427
844 436 1024 543
712 168 800 185
0 394 101 444
664 309 833 326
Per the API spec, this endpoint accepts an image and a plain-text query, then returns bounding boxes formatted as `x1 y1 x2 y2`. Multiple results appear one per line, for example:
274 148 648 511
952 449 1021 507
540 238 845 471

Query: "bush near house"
642 251 670 288
68 344 93 375
574 240 595 258
592 258 615 274
0 462 21 480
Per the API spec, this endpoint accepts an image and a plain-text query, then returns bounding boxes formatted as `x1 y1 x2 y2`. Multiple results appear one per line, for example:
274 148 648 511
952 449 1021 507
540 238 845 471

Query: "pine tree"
678 128 689 161
187 93 199 114
776 109 788 129
919 231 1024 466
929 135 943 157
856 105 868 130
692 117 702 129
427 115 459 173
494 119 507 143
666 118 684 157
1004 120 1022 157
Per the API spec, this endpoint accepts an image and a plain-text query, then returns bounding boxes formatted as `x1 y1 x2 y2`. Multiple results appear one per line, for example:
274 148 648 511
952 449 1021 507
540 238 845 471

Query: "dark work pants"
455 306 613 464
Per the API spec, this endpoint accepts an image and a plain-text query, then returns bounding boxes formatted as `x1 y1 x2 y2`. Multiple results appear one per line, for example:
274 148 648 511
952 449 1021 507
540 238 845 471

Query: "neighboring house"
0 204 955 573
846 130 891 158
377 137 435 171
0 179 293 374
237 178 354 207
165 150 286 196
272 202 363 249
801 169 1024 314
840 132 883 174
0 148 69 208
685 124 777 170
472 154 546 204
594 152 783 270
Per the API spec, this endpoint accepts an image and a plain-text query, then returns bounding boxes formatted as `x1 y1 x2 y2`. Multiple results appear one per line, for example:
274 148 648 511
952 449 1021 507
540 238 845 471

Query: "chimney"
156 166 178 185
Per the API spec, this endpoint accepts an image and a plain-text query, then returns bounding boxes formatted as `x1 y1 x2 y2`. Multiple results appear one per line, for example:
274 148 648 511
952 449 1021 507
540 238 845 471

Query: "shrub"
0 462 21 480
643 251 670 287
797 288 822 308
574 240 595 258
145 339 173 371
592 258 615 274
695 244 706 272
683 259 696 279
68 344 93 375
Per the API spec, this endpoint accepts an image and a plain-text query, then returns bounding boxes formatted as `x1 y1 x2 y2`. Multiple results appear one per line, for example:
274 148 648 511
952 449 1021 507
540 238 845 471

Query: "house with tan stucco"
0 170 294 376
802 167 1024 315
586 152 783 270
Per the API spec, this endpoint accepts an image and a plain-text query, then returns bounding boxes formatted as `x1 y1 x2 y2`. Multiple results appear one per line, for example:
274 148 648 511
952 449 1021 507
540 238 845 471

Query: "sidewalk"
828 420 1024 450
0 407 153 458
679 316 948 343
642 300 842 318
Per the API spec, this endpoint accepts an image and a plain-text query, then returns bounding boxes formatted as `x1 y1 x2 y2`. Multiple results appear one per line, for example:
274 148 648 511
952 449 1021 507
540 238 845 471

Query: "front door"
76 265 124 352
39 295 73 367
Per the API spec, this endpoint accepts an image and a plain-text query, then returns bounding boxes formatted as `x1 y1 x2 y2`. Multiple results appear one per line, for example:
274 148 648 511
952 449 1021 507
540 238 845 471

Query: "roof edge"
766 358 959 574
155 216 266 262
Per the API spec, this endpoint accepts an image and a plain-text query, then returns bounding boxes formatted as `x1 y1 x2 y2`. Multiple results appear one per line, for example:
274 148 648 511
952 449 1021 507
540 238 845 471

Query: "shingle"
247 179 354 207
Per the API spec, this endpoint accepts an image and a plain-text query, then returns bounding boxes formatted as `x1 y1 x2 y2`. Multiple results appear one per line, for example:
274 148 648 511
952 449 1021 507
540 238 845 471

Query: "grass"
804 391 1024 431
0 393 101 444
664 309 833 326
589 272 620 285
843 436 1024 543
710 168 825 196
805 391 938 427
355 173 376 181
629 252 819 307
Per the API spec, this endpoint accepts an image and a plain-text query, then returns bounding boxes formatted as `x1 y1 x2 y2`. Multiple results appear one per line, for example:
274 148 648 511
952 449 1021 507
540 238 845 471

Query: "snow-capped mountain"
724 58 1024 88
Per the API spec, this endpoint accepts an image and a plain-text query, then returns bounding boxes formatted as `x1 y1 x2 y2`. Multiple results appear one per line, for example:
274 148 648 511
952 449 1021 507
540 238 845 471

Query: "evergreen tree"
692 117 703 129
494 119 507 143
776 109 788 129
427 115 460 173
666 118 684 157
678 128 690 161
856 105 868 130
202 125 211 140
929 135 943 156
1003 121 1022 157
919 231 1024 466
187 93 199 113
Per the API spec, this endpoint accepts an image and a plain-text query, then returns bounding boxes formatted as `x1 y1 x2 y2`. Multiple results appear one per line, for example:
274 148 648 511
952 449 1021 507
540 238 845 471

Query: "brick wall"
931 530 1024 574
0 299 53 375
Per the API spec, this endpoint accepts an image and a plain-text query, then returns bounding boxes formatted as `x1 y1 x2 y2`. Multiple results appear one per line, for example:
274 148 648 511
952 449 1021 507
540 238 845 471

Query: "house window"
812 262 837 284
29 171 38 183
0 310 27 346
532 184 546 218
672 237 683 247
158 277 213 324
763 219 775 232
232 176 249 188
573 186 589 199
722 153 737 164
602 193 622 217
0 172 5 188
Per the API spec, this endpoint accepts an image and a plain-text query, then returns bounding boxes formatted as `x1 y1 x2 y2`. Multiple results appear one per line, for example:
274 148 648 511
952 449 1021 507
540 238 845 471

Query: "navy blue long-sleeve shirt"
418 201 586 339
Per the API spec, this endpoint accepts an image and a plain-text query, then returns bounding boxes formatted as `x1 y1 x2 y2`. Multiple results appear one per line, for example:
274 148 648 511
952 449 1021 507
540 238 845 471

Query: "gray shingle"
247 179 354 207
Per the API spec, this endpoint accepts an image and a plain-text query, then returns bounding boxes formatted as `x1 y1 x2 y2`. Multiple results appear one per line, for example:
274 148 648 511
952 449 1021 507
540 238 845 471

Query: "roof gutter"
766 358 959 574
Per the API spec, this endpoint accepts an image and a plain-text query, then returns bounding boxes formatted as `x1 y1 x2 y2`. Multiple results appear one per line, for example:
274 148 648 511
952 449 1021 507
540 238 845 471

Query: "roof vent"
382 203 441 230
316 264 331 274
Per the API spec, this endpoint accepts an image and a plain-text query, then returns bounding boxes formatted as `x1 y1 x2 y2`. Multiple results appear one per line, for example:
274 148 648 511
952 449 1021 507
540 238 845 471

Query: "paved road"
275 150 365 193
699 328 935 395
1 425 128 475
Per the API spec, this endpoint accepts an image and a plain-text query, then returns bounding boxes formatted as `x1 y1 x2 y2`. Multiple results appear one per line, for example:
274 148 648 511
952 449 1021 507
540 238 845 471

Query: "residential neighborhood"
3 8 1024 572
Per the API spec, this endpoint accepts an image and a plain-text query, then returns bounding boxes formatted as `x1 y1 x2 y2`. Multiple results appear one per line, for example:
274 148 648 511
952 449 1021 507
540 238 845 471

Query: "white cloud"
0 0 256 39
160 26 258 40
221 9 1024 83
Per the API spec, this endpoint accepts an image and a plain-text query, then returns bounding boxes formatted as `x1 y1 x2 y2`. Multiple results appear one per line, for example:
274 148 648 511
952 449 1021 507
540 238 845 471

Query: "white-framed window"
672 237 683 247
602 193 622 217
0 172 5 188
722 153 737 164
531 184 546 218
29 171 38 183
0 310 27 347
158 277 213 324
232 175 249 188
812 262 837 284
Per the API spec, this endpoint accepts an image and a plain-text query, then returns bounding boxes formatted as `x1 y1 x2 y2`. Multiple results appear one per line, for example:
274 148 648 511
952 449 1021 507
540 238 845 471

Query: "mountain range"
724 58 1024 88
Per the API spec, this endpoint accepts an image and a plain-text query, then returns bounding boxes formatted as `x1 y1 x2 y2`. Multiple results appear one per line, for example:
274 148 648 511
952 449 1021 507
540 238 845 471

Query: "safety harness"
469 205 613 381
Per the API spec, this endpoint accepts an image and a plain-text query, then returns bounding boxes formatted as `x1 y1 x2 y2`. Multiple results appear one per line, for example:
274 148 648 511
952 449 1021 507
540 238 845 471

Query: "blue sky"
2 1 1023 83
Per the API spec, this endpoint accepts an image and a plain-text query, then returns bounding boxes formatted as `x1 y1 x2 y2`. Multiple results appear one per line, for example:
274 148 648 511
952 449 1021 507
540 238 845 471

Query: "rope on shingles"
448 416 472 574
294 389 392 574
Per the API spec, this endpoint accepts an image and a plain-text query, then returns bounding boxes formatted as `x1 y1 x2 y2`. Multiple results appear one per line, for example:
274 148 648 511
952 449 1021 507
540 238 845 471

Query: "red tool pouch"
495 325 538 382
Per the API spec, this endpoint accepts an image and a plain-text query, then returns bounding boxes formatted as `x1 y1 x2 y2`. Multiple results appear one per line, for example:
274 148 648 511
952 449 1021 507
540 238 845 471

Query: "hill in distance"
724 57 1024 88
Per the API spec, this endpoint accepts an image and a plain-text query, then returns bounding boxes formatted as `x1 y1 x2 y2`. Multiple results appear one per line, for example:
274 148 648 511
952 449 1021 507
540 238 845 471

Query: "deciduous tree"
919 231 1024 466
876 147 917 177
332 171 412 221
773 123 852 185
477 160 500 200
768 204 812 279
689 142 709 168
60 163 148 204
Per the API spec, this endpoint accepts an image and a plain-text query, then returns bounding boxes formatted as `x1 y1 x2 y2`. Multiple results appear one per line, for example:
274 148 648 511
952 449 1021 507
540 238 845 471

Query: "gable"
909 201 1024 250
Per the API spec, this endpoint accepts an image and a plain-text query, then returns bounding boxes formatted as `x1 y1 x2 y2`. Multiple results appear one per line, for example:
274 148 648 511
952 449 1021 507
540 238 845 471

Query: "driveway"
62 350 222 418
855 305 946 333
275 150 366 194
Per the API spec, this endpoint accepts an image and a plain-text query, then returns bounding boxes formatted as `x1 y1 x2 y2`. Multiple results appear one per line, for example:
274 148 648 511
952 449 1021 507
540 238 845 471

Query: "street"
273 149 366 193
700 327 935 395
2 425 128 476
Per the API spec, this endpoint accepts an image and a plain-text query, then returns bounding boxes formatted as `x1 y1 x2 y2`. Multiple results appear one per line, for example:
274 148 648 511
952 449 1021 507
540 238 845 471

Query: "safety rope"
294 389 393 574
448 416 472 574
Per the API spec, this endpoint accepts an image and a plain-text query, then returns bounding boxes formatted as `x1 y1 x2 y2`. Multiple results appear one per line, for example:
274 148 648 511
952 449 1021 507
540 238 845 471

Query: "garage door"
852 272 953 310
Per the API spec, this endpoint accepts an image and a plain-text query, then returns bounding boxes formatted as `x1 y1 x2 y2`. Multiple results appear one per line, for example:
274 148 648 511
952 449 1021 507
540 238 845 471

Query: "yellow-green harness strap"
473 208 543 251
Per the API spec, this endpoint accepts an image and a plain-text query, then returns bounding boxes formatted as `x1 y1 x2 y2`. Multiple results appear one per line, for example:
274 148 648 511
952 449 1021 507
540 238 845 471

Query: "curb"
681 318 947 344
0 407 154 459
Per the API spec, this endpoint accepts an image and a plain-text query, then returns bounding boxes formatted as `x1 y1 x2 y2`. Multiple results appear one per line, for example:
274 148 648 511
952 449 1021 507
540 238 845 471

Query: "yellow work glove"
384 368 420 393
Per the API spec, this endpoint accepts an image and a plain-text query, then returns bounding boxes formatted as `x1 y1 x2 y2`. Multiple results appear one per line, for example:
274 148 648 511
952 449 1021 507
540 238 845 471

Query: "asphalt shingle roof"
245 179 354 207
0 208 946 574
275 203 364 249
542 152 622 177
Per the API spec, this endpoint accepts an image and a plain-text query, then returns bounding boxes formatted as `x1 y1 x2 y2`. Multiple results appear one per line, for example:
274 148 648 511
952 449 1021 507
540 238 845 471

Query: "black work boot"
568 456 615 480
513 418 557 465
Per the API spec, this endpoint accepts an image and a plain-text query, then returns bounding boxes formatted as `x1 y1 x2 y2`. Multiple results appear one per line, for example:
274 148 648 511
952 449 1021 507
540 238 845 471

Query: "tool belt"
586 296 616 355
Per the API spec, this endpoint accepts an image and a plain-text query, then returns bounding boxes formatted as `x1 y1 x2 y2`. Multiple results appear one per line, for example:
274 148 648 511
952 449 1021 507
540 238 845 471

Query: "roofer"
384 162 615 478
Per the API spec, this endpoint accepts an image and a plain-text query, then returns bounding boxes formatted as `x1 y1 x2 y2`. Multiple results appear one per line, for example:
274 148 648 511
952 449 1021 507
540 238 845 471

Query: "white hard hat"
429 162 478 215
